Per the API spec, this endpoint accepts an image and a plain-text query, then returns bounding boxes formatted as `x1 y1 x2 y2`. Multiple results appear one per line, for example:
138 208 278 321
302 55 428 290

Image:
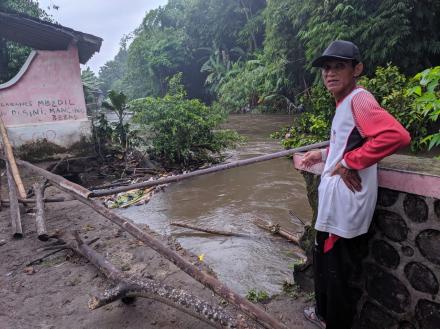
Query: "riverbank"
0 163 316 329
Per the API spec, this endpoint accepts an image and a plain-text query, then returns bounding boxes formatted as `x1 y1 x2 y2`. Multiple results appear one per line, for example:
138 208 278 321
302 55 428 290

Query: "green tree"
99 37 129 95
81 67 102 117
102 90 129 148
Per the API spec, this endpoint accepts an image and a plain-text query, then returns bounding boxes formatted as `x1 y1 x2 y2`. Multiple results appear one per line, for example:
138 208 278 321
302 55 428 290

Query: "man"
301 40 411 329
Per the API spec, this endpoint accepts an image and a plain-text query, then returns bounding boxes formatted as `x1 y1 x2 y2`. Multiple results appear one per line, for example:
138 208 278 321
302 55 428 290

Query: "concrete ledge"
7 119 92 148
294 153 440 199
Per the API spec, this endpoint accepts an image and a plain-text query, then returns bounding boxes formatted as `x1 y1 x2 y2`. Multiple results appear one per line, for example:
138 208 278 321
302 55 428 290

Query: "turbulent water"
119 114 313 295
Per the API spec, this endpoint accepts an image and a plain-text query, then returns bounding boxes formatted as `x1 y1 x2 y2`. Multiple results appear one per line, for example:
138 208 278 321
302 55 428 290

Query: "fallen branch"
27 237 100 266
12 157 289 329
6 161 22 238
0 197 69 207
171 222 252 237
0 118 27 198
67 232 252 329
91 141 329 197
254 218 300 245
33 182 48 241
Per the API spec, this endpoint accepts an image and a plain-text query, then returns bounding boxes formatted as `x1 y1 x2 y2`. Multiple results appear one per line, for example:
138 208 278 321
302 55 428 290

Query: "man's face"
321 59 362 100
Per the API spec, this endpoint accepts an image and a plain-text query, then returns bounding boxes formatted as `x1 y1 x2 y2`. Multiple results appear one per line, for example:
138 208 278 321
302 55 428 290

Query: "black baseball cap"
312 40 361 68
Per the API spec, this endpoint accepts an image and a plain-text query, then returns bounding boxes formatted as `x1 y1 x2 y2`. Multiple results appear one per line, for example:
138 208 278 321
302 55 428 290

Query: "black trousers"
313 231 365 329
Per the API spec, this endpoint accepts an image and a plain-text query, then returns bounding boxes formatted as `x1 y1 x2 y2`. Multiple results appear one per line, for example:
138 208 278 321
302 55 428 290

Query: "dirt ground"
0 164 316 329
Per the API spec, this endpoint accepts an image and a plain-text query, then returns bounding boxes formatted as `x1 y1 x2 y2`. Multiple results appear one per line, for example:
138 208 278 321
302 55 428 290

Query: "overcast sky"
38 0 167 74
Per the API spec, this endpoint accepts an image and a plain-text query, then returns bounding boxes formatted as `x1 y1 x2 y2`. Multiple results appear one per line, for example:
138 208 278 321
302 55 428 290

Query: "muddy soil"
0 164 316 329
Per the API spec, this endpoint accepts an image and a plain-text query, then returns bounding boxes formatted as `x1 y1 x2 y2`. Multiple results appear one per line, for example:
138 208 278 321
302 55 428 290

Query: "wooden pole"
12 158 289 329
0 118 27 198
33 182 49 241
91 140 329 197
171 222 252 237
66 232 252 329
6 161 22 238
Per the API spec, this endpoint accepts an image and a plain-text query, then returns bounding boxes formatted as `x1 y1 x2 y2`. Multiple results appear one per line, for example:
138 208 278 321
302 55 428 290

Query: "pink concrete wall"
0 44 87 126
293 153 440 198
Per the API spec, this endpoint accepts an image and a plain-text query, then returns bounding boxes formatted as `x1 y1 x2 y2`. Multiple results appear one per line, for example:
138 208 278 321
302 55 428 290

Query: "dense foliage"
277 65 440 153
98 0 440 111
131 74 241 167
99 0 266 101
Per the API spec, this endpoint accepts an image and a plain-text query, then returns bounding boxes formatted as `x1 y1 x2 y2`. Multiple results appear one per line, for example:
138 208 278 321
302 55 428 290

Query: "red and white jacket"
316 87 410 239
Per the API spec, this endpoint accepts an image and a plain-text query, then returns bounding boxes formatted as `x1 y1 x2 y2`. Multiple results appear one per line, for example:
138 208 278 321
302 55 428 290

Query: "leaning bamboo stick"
6 161 22 238
91 140 330 197
171 222 251 237
33 182 48 241
66 232 252 329
0 118 26 198
11 157 289 329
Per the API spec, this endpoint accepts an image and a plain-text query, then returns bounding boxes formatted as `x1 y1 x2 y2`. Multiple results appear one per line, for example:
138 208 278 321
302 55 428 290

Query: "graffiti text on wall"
0 98 87 124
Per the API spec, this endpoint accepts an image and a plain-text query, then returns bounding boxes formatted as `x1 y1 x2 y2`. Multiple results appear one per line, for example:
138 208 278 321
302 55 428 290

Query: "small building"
0 10 102 154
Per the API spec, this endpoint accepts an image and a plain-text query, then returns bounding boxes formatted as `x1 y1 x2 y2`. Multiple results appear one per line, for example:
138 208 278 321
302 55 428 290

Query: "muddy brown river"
119 114 313 295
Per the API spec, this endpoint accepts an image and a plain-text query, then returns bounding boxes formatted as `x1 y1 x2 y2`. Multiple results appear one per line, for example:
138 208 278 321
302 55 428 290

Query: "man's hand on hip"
331 162 362 192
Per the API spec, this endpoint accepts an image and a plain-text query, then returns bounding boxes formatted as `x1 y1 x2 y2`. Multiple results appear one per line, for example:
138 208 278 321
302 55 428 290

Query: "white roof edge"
0 50 37 90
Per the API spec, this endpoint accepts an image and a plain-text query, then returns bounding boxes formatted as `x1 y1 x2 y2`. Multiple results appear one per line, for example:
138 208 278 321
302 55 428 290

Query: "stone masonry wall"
352 188 440 329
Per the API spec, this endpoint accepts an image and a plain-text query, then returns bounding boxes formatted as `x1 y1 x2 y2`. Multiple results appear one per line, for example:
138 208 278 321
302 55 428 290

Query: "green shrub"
131 74 241 167
273 82 332 148
408 66 440 151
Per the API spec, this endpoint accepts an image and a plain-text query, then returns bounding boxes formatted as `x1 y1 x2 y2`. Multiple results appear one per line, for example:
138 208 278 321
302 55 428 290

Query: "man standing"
301 40 411 329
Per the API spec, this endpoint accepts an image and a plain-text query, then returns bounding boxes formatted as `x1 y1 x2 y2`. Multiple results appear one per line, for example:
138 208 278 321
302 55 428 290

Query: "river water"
119 114 313 295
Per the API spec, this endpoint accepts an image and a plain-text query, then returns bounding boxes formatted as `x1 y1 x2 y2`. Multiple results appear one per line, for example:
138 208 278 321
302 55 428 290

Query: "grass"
246 289 270 303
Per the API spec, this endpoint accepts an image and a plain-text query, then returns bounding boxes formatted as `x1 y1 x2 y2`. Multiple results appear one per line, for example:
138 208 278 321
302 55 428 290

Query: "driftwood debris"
0 118 27 198
254 218 301 245
6 161 23 238
27 237 100 267
171 222 251 237
33 182 48 241
65 231 251 329
12 157 289 329
91 140 330 197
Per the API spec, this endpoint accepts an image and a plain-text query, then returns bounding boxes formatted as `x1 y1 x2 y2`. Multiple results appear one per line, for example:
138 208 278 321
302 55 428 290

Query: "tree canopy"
0 0 54 83
96 0 440 111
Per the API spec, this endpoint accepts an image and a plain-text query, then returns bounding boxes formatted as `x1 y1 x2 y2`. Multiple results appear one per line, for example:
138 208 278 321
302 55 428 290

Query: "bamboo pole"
33 182 48 241
0 118 27 198
65 232 252 329
6 161 22 238
171 222 252 237
12 158 289 329
91 140 329 197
